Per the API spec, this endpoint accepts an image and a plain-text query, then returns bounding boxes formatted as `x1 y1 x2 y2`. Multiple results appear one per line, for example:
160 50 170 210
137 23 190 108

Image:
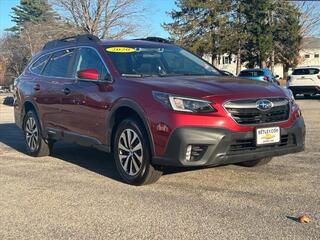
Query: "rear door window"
292 68 319 75
75 48 109 80
30 55 50 75
239 70 264 77
42 49 75 78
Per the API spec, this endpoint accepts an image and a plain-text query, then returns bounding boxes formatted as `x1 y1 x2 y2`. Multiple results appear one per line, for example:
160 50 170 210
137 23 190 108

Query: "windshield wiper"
158 73 206 77
181 73 208 76
121 73 150 78
122 73 165 78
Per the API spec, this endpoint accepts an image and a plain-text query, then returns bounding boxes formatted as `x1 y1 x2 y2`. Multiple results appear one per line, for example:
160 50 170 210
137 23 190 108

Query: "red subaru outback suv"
14 35 305 185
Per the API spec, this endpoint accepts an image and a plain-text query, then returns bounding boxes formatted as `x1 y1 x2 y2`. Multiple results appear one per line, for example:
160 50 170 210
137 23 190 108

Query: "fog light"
192 145 208 160
185 145 208 162
185 145 192 161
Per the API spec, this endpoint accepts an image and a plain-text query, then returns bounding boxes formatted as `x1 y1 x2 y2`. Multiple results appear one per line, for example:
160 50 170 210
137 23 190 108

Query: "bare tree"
0 21 81 83
0 55 7 86
294 1 320 37
51 0 146 39
19 21 82 56
0 35 28 77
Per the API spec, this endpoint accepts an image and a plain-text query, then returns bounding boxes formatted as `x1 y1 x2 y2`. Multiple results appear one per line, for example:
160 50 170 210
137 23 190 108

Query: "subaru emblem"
256 99 273 111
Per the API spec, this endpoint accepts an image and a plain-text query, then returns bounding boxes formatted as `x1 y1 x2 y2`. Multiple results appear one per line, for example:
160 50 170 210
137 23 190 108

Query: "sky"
0 0 21 33
1 0 318 38
0 0 176 38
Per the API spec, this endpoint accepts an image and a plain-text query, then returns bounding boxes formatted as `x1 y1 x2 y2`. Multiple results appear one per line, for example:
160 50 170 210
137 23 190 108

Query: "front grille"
227 134 296 155
224 98 290 124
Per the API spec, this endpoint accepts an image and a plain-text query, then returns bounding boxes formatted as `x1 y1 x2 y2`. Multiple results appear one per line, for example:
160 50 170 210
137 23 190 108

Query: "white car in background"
287 66 320 97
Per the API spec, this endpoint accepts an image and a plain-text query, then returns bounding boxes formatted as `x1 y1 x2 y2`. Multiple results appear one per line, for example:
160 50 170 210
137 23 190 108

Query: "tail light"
263 76 269 81
317 75 320 80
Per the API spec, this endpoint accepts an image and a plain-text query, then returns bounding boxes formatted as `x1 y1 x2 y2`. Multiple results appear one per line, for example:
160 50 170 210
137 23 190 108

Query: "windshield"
292 68 319 75
104 45 220 77
239 70 264 77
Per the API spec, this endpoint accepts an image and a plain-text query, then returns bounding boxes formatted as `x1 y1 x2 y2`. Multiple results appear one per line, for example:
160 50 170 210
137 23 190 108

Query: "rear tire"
237 157 273 167
23 111 51 157
114 118 162 185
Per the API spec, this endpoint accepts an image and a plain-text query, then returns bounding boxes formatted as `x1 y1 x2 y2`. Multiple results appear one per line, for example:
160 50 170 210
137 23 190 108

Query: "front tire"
237 157 273 167
23 111 51 157
114 118 162 185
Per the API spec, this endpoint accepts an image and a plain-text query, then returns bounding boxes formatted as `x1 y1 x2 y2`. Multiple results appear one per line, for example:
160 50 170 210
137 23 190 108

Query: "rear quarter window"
292 68 320 75
239 70 264 77
30 55 50 75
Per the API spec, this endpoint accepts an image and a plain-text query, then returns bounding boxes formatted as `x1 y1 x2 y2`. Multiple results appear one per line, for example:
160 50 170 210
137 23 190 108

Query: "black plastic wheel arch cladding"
107 99 155 156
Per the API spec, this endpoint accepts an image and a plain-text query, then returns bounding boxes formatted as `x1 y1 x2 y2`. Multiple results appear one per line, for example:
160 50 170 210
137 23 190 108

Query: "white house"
203 37 320 78
299 37 320 66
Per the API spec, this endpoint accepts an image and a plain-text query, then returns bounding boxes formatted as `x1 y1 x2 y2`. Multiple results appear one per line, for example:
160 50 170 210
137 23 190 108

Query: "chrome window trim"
28 45 113 83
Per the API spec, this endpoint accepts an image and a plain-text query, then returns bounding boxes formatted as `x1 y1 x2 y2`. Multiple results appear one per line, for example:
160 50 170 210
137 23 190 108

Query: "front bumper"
153 117 305 167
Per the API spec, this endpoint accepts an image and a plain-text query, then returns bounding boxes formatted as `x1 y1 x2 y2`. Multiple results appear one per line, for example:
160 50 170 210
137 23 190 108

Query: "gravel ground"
0 95 319 240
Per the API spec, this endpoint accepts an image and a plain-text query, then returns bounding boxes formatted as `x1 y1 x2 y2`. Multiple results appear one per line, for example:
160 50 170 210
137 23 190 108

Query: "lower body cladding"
153 117 305 167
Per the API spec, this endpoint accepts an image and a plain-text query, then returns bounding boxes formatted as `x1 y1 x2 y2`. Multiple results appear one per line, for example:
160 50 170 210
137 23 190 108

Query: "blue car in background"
238 68 280 85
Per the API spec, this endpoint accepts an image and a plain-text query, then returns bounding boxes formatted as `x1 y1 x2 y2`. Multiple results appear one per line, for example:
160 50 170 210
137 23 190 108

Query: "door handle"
62 88 71 95
34 84 40 91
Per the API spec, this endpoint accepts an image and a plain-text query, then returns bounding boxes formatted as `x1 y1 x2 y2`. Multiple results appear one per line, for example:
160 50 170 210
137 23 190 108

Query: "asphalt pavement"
0 95 319 240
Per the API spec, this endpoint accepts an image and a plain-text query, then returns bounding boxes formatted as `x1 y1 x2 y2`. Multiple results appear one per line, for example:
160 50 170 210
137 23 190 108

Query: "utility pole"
270 6 275 74
236 0 241 75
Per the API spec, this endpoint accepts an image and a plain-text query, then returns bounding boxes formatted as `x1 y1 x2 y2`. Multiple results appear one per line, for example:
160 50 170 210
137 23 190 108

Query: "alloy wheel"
25 117 39 152
118 128 143 176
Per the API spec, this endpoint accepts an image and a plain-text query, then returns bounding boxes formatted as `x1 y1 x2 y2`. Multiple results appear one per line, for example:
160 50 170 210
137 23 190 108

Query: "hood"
128 75 286 101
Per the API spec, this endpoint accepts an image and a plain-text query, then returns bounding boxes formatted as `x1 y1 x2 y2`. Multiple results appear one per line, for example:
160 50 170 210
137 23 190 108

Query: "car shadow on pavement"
0 123 27 153
0 123 213 183
0 123 123 182
52 142 124 182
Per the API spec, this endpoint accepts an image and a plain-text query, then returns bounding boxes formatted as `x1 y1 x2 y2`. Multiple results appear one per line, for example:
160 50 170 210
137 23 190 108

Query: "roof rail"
133 37 173 44
42 34 101 51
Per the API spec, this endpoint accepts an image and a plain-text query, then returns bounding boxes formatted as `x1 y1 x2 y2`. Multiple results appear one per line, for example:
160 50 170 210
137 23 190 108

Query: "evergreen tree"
163 0 231 63
241 0 274 68
164 0 302 73
273 2 302 78
220 0 247 74
7 0 58 32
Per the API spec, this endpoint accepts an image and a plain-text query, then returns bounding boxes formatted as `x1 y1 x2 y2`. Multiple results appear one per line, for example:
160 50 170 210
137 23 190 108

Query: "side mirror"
77 68 99 80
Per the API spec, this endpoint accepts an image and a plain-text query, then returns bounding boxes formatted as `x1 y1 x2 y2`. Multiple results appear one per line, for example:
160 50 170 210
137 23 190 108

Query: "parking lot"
0 95 319 240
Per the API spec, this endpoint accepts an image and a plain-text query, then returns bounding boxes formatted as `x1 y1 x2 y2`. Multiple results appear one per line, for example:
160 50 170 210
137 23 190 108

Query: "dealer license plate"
256 127 280 145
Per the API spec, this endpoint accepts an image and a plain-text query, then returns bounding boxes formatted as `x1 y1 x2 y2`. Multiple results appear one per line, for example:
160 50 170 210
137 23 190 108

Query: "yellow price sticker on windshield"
106 47 136 53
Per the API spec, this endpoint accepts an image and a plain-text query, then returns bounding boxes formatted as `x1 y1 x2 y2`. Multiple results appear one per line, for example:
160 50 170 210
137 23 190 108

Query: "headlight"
153 91 216 113
286 89 296 104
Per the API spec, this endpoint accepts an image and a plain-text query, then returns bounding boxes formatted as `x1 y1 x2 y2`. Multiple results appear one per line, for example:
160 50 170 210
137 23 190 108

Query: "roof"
302 37 320 49
240 68 266 72
294 65 320 69
41 35 174 54
101 39 173 47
